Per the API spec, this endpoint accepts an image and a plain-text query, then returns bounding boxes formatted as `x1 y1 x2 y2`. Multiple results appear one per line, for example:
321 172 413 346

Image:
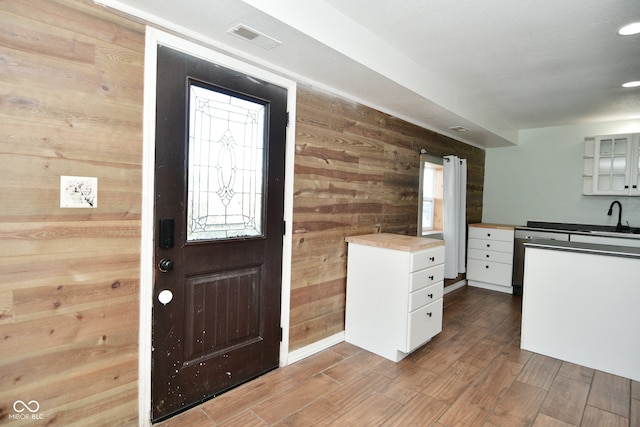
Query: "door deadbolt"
158 258 174 273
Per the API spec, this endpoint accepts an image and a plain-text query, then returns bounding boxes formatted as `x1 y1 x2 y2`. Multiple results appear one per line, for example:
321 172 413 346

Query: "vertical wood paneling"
290 85 485 350
0 1 143 425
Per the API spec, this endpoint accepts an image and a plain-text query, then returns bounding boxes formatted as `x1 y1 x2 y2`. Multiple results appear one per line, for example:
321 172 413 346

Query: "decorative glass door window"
187 83 266 241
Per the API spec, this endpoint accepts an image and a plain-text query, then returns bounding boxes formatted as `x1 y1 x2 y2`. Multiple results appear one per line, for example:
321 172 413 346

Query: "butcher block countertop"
345 233 444 252
469 223 517 230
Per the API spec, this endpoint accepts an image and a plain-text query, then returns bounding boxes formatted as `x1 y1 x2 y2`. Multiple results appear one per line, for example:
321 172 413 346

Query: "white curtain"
443 155 467 279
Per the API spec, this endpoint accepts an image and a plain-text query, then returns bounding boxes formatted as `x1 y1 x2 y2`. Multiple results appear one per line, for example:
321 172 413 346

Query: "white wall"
482 120 640 228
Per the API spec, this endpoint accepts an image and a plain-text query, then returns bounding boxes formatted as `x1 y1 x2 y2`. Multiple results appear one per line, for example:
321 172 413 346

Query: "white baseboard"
444 279 467 294
467 280 513 294
286 331 345 365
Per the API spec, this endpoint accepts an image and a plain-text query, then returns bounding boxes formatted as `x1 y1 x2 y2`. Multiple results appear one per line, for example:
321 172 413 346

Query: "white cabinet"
583 133 640 196
345 234 445 362
467 224 514 294
521 245 640 381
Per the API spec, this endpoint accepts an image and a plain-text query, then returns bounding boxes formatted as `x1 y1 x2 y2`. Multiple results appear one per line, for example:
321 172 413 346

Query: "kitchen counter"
469 223 516 231
523 220 640 239
345 233 444 252
524 238 640 258
521 238 640 382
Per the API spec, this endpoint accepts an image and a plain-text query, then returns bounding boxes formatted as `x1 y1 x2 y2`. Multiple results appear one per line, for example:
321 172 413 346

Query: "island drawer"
409 264 444 292
405 299 443 353
410 246 445 272
409 282 443 312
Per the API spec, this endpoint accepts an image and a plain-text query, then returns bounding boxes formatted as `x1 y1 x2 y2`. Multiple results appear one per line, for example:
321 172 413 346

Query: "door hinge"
283 220 286 235
286 111 289 127
279 327 283 342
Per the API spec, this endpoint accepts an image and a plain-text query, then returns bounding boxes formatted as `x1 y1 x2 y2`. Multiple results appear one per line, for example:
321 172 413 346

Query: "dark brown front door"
151 46 288 422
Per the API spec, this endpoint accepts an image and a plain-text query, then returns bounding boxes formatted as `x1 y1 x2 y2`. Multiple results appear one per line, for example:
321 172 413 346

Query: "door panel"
152 46 287 422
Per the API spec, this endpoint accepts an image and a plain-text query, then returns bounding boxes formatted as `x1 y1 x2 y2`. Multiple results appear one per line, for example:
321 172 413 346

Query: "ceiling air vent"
448 126 469 132
227 24 282 50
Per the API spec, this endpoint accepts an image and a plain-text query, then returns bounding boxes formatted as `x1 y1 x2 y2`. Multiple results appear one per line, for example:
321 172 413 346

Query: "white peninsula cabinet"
345 233 445 362
467 224 515 294
522 240 640 381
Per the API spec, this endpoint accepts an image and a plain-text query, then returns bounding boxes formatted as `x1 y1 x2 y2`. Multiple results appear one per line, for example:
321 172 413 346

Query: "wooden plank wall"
289 85 485 350
0 1 144 425
0 0 486 422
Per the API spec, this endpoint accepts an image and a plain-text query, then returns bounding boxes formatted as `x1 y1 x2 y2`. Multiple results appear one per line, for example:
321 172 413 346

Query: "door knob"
158 258 174 272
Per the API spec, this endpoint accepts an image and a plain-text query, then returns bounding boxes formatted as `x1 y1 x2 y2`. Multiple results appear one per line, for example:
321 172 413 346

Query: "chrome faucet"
607 200 623 232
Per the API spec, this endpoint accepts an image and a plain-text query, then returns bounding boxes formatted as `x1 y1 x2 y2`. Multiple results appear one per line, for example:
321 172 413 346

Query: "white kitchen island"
345 233 445 362
521 239 640 381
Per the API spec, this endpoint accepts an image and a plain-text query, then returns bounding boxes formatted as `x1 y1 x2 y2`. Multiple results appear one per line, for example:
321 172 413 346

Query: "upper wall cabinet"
583 133 640 196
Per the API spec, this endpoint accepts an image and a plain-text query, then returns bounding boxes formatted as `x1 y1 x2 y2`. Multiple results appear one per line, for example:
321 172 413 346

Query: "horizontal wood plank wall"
290 85 485 350
0 0 144 425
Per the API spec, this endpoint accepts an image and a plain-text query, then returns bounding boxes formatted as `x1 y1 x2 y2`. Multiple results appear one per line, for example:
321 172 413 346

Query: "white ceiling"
98 0 640 148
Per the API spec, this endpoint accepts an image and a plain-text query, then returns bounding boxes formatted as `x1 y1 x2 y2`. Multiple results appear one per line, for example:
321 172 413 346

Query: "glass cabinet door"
594 134 632 195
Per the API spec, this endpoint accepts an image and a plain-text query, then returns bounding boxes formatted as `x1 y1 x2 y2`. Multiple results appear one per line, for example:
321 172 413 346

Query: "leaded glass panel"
187 83 265 241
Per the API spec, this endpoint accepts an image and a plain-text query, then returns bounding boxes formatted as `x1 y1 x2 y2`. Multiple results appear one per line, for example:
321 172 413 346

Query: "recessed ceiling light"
618 22 640 36
622 81 640 88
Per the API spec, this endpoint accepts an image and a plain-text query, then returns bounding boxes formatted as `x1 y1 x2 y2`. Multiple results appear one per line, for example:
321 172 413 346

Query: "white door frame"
139 27 296 426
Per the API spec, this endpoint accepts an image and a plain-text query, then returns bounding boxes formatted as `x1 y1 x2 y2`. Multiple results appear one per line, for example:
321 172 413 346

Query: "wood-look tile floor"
158 286 640 426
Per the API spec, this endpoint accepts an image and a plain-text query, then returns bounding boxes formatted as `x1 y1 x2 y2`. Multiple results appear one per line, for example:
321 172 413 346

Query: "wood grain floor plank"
381 393 448 426
631 398 640 427
486 380 547 427
516 353 562 390
378 364 439 404
216 410 269 427
274 398 344 426
325 371 391 411
328 392 402 426
437 355 523 427
556 361 594 384
531 413 575 427
251 374 340 424
199 369 299 423
422 360 482 405
321 349 385 384
586 370 630 417
538 375 590 425
580 405 628 427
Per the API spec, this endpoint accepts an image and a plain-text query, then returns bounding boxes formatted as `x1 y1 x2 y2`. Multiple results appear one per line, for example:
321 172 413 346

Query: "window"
422 166 436 230
418 155 443 236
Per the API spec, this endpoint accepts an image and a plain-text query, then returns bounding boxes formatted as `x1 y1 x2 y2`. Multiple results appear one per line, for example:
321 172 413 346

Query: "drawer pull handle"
485 265 489 269
426 312 432 318
429 256 435 261
486 254 490 258
428 293 433 298
487 233 491 237
486 244 491 248
429 275 434 280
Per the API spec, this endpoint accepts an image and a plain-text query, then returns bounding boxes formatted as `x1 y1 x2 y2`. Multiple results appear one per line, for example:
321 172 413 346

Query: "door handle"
158 258 174 273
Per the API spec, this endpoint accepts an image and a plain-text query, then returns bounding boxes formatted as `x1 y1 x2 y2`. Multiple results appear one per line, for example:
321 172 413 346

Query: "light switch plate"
60 176 98 208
